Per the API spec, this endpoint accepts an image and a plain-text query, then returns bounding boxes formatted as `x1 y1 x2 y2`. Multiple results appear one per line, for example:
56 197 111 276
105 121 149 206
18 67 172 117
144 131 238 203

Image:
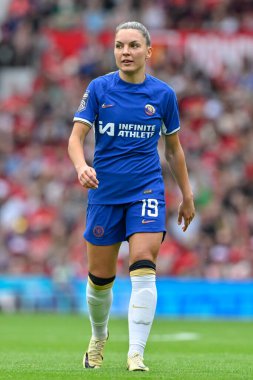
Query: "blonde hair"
115 21 151 46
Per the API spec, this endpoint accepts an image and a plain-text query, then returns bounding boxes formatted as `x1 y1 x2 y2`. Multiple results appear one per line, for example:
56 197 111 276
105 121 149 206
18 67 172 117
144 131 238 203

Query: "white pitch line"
150 332 200 341
108 332 200 342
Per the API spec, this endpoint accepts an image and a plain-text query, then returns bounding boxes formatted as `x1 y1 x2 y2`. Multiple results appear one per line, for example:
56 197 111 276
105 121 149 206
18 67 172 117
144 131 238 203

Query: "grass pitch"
0 314 252 380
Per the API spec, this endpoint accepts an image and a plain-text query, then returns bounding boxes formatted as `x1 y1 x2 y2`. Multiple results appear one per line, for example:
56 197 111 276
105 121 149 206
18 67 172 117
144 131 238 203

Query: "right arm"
68 121 99 189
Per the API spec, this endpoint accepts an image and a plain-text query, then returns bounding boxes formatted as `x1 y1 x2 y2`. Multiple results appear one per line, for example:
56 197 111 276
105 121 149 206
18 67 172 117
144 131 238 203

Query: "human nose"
122 45 130 55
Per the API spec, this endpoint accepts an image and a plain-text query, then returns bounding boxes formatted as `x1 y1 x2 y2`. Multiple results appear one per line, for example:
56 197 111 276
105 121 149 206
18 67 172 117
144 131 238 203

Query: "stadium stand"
0 0 253 279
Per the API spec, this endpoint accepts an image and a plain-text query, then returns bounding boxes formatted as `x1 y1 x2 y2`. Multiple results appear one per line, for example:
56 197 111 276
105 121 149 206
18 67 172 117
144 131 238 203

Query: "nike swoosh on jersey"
101 103 115 108
142 219 156 224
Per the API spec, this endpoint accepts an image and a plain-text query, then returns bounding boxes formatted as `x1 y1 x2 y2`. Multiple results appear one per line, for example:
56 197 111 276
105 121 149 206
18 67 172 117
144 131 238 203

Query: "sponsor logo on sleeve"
78 90 90 112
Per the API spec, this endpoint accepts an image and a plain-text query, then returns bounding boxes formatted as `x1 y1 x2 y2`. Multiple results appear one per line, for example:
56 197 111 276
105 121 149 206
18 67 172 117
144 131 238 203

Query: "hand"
77 164 99 189
177 197 195 232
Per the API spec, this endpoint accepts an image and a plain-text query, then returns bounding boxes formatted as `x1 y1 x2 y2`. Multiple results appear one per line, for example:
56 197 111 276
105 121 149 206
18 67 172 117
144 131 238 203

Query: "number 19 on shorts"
141 199 159 217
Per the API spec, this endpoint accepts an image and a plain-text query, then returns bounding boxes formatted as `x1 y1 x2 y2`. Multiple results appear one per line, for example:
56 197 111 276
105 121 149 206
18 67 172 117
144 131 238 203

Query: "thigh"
128 232 163 266
87 241 121 278
84 204 126 245
125 198 166 240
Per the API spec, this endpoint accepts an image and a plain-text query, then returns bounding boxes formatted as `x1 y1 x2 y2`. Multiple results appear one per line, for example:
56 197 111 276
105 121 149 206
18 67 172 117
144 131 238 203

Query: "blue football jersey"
73 71 180 204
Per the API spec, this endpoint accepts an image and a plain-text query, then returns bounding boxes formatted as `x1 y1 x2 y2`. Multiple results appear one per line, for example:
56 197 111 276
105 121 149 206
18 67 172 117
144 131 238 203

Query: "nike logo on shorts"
102 103 114 108
142 219 156 224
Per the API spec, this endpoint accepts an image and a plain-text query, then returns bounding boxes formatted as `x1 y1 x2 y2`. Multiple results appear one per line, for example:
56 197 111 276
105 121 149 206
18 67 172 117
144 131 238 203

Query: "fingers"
178 200 195 232
78 165 99 189
182 213 195 232
182 218 190 232
177 210 183 225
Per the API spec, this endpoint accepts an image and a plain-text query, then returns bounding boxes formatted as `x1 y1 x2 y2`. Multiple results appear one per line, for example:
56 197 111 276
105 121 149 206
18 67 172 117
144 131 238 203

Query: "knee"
130 246 159 266
129 259 156 276
130 254 155 266
88 272 115 291
88 265 116 279
129 233 162 265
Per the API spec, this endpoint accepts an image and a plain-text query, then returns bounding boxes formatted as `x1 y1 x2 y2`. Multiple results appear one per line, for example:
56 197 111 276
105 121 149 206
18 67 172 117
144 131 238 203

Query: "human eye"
131 42 140 48
115 43 122 49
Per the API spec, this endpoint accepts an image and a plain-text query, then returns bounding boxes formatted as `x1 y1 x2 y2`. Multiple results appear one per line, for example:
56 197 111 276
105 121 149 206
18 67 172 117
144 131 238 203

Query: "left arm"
164 132 195 232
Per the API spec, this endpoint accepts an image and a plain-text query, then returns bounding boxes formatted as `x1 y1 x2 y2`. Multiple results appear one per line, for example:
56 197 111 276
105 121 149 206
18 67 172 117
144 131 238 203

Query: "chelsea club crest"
144 104 155 116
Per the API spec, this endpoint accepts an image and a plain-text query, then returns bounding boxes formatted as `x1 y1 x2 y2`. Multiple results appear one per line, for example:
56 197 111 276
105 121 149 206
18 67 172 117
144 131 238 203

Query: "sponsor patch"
102 103 115 108
78 90 90 112
145 104 155 116
143 189 153 194
93 225 104 238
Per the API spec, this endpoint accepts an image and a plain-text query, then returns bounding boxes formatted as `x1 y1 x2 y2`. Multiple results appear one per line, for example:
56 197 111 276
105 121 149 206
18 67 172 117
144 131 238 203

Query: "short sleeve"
161 89 180 135
73 80 98 127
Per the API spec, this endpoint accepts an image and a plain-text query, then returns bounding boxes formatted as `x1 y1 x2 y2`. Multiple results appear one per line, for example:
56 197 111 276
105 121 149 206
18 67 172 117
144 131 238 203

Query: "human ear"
146 46 152 60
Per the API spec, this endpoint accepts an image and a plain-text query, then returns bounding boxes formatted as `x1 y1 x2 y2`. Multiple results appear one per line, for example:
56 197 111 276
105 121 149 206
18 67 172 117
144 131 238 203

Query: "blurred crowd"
0 0 253 280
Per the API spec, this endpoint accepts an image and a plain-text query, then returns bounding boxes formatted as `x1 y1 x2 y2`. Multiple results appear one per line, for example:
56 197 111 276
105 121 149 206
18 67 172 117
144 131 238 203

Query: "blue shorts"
84 199 166 246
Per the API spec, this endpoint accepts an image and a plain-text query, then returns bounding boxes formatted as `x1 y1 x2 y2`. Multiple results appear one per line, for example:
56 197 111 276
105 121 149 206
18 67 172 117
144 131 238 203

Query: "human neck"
119 70 146 84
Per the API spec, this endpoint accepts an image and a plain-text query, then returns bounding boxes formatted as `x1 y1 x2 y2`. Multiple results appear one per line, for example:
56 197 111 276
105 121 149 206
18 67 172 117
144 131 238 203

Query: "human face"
114 29 152 83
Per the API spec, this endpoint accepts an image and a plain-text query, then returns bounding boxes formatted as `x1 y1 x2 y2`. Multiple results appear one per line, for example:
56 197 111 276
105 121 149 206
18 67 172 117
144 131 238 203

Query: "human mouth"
122 60 133 64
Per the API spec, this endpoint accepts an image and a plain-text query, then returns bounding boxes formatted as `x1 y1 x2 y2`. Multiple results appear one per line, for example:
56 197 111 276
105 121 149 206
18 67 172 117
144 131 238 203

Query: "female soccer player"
68 21 195 371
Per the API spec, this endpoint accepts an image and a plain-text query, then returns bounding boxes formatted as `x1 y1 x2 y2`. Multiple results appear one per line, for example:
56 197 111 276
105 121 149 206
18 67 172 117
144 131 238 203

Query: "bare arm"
164 132 195 231
68 122 98 189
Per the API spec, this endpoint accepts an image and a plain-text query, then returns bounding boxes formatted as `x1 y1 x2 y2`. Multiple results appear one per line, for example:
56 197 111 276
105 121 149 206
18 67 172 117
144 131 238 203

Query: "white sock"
128 274 157 358
86 281 113 340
